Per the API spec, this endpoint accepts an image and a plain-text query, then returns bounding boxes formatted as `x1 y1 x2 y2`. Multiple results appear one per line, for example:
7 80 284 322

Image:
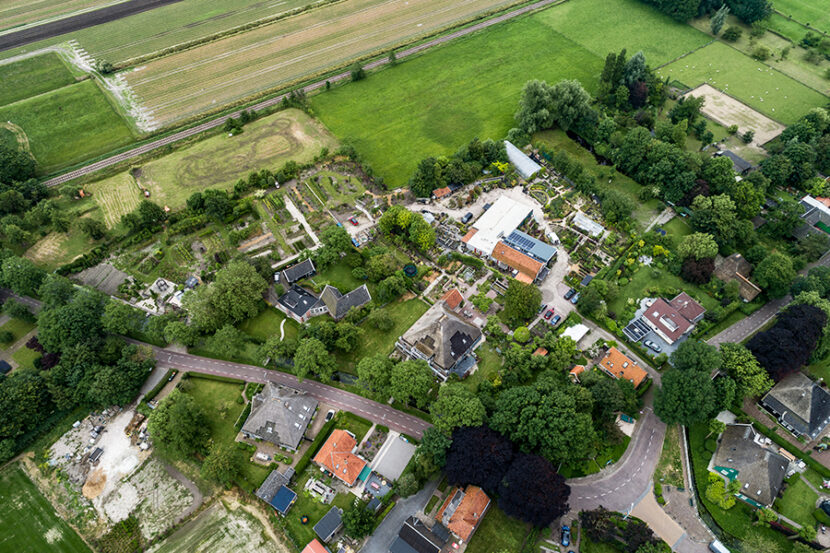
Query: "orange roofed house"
313 429 367 486
441 288 464 311
301 540 331 553
491 241 543 284
598 347 648 388
436 485 491 542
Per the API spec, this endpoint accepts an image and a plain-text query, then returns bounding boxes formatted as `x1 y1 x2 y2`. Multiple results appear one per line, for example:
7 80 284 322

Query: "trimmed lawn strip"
0 317 35 349
12 346 41 370
0 52 75 106
336 411 373 443
775 476 818 528
0 463 92 553
239 306 300 343
466 504 530 553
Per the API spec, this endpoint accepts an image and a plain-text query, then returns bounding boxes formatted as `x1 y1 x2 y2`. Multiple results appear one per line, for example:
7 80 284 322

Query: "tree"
395 472 420 497
293 338 336 381
747 303 827 380
37 274 76 308
707 419 726 438
513 326 531 343
201 443 244 486
728 0 773 23
408 216 436 251
690 194 737 248
654 368 716 425
163 320 199 347
342 501 375 538
670 340 722 372
720 343 773 399
37 290 106 353
418 427 452 468
754 252 796 298
207 324 247 358
710 4 730 34
366 309 394 331
622 51 647 88
431 384 485 432
78 218 107 240
601 189 636 223
147 390 210 456
0 369 53 457
356 354 393 399
1 256 45 296
349 63 365 81
390 360 433 408
320 225 352 254
185 261 267 331
681 257 715 284
101 300 145 335
498 453 570 527
549 80 593 132
515 80 553 133
376 273 407 303
444 425 514 492
705 473 738 509
502 280 541 326
678 232 719 260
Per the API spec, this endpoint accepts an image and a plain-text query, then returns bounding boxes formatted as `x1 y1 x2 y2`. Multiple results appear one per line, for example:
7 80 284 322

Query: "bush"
704 438 717 452
752 46 772 61
727 124 738 134
235 402 252 432
814 508 830 525
0 330 13 343
722 26 742 41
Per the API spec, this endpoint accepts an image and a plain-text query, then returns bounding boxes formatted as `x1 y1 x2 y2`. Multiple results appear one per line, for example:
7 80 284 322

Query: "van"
709 540 730 553
461 212 473 224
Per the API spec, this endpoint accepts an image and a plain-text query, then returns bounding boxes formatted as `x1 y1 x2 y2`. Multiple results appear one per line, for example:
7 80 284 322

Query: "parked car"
348 216 359 226
570 292 580 305
551 314 562 326
325 410 335 422
168 370 178 382
538 303 548 314
544 310 554 320
564 288 576 300
561 526 571 547
644 340 662 353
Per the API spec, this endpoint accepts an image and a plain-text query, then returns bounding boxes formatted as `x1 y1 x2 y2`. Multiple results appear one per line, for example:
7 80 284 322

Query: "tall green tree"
655 369 716 425
670 340 722 373
753 252 796 298
356 354 394 399
1 256 45 296
549 79 593 132
293 337 336 382
502 280 542 326
185 261 267 331
720 343 773 399
431 384 486 432
710 4 730 34
677 233 719 260
390 359 433 408
201 443 245 486
148 390 210 457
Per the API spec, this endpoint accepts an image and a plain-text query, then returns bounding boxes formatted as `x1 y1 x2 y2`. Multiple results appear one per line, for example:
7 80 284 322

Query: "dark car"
461 212 474 224
561 526 571 547
325 410 335 422
538 303 547 314
168 370 178 382
564 288 576 300
820 501 830 517
544 309 554 320
570 292 580 305
551 314 562 326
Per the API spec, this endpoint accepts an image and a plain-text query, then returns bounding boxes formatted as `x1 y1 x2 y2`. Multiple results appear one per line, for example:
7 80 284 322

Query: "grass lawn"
24 224 103 271
560 435 631 478
336 412 373 443
311 260 368 295
312 15 603 188
775 476 818 528
662 216 693 248
808 356 830 384
659 41 829 125
85 172 142 229
466 504 530 553
773 0 830 34
655 425 685 488
185 378 271 490
688 423 796 553
463 343 504 392
534 129 661 228
425 495 439 514
0 80 135 173
0 463 92 553
283 470 355 547
12 346 42 370
0 52 75 106
580 536 620 553
0 317 35 349
239 307 300 343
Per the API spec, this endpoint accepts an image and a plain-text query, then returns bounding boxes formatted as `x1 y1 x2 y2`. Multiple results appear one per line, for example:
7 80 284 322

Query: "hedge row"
185 373 246 385
235 403 253 432
143 369 175 402
295 418 337 475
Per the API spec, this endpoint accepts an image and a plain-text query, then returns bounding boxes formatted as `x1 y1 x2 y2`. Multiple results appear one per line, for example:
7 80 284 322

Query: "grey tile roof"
711 424 788 506
391 517 444 553
401 303 482 373
320 284 372 320
278 285 319 318
762 372 830 439
281 259 316 285
255 467 295 502
241 383 318 449
314 506 343 542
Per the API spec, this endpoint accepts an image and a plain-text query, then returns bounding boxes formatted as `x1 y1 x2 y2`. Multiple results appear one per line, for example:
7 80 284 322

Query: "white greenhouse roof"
504 141 542 179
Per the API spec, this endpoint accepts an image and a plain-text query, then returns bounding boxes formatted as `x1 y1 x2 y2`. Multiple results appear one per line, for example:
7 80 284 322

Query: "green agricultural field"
85 172 142 229
0 0 114 33
660 42 829 125
537 0 709 65
133 108 336 209
0 464 92 553
773 0 830 34
0 53 75 106
0 80 134 173
313 17 602 188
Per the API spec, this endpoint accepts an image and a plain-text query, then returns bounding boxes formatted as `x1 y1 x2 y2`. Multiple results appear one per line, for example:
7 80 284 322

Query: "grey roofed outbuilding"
279 258 316 285
278 285 319 318
241 383 318 450
255 467 295 503
717 150 753 175
314 506 343 543
761 372 830 440
320 284 372 320
710 424 788 507
390 517 445 553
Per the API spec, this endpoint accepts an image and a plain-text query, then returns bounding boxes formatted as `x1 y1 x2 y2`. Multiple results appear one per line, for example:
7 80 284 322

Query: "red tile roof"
302 540 330 553
313 429 366 486
598 347 647 388
436 486 490 541
442 288 464 310
461 228 478 243
643 298 693 343
491 241 542 283
433 187 452 199
669 292 706 323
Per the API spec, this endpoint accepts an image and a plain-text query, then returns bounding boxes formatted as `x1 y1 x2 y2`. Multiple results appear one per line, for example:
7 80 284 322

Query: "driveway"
360 479 439 553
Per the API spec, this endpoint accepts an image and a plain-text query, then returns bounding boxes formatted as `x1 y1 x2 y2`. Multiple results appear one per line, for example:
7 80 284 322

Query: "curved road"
42 0 561 188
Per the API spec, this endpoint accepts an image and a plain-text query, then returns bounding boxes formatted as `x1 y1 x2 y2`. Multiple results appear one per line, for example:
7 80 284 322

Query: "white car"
644 340 662 353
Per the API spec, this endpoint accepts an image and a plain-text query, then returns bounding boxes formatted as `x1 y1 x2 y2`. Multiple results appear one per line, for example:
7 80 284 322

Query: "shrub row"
185 372 246 385
143 369 175 402
235 402 253 432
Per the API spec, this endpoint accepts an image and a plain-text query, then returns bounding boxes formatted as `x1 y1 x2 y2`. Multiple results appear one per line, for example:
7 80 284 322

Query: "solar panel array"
505 230 535 251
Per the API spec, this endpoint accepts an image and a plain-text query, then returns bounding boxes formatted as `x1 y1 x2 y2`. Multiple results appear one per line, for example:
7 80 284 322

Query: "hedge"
185 373 246 385
235 402 253 432
143 369 175 402
295 418 337 475
814 508 830 525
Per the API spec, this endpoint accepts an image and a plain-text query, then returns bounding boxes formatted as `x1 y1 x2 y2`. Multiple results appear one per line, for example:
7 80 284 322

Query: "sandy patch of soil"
683 83 785 145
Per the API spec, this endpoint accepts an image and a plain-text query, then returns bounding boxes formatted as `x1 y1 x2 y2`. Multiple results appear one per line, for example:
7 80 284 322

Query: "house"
714 150 753 175
572 212 605 238
462 196 534 256
761 372 830 441
504 140 542 179
642 292 706 345
241 383 317 451
396 302 482 381
714 254 762 302
569 365 586 383
319 284 372 320
302 539 331 553
598 347 648 388
441 288 464 311
313 429 367 486
277 259 316 287
798 195 830 237
313 506 343 543
390 516 447 553
709 424 789 507
436 486 490 542
491 241 543 284
432 187 452 200
278 285 325 323
255 467 296 516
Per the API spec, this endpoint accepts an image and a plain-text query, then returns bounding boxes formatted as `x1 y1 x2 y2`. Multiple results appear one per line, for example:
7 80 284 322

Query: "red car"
348 217 359 226
544 309 554 320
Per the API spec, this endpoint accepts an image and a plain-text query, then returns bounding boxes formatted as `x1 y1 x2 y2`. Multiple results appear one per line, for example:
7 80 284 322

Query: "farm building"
709 424 788 508
313 429 367 487
642 293 705 345
241 383 317 451
255 467 296 515
462 196 535 256
504 140 542 179
597 347 648 388
396 301 482 381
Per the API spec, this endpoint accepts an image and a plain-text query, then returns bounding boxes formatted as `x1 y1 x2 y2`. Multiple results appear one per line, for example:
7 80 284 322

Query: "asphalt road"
0 0 185 52
149 346 431 438
41 0 561 188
